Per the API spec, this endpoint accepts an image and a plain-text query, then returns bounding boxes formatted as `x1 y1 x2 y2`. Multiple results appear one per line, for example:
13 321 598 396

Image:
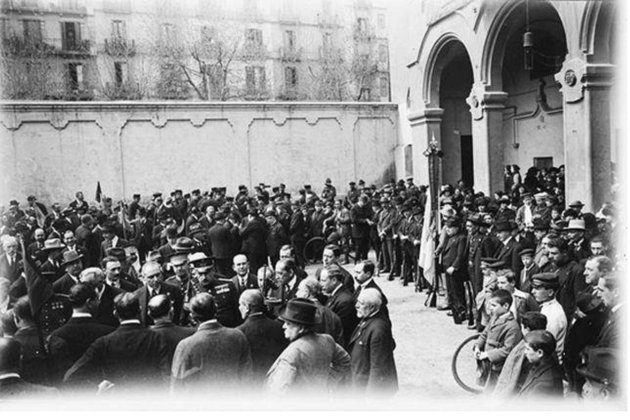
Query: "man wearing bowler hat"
439 217 468 324
530 272 567 360
494 221 523 279
52 250 84 294
577 346 619 400
265 298 350 395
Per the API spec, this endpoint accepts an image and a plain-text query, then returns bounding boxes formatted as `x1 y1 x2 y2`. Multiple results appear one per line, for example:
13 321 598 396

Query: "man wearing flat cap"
530 273 567 360
265 298 350 395
171 293 252 393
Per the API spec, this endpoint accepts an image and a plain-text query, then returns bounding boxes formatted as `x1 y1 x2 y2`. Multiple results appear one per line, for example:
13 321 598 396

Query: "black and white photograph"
0 0 627 413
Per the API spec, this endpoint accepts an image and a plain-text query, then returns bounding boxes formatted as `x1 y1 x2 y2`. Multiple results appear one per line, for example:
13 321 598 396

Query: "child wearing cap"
473 289 523 391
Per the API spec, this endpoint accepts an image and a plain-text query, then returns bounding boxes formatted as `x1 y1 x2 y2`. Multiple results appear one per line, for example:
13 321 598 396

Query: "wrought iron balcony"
104 37 136 57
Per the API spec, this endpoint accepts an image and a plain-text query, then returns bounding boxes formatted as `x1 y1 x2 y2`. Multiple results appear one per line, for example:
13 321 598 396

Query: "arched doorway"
437 42 474 188
490 0 568 191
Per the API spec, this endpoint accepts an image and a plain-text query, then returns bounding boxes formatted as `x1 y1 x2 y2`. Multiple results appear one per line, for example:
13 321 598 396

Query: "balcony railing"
104 37 136 57
57 39 93 56
1 36 55 56
279 46 302 62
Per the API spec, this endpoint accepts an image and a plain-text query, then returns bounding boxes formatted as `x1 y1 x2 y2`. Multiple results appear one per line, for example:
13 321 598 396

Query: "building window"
245 65 266 94
245 28 263 45
379 77 388 98
114 62 124 87
284 30 295 51
112 20 125 38
379 43 388 63
357 18 367 33
22 19 43 44
61 21 82 51
359 87 370 101
68 62 84 91
533 157 553 169
285 66 297 89
378 13 386 29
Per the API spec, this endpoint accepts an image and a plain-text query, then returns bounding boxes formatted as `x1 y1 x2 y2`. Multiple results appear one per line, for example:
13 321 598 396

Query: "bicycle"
451 333 485 394
303 226 357 265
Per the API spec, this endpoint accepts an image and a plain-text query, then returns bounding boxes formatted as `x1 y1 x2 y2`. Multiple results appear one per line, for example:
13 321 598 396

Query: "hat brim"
278 309 318 326
61 254 83 266
41 245 66 252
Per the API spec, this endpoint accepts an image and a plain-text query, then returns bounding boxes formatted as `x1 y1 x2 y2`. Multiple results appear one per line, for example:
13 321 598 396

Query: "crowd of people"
0 165 623 402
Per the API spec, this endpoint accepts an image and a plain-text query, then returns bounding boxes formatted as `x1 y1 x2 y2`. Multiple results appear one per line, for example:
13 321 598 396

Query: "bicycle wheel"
451 333 484 394
303 236 325 265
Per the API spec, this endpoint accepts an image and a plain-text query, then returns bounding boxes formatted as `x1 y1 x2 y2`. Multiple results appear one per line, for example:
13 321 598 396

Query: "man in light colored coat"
265 298 350 396
171 293 252 393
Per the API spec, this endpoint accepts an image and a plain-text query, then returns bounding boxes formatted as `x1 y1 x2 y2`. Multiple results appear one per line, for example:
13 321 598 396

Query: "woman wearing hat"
265 298 350 395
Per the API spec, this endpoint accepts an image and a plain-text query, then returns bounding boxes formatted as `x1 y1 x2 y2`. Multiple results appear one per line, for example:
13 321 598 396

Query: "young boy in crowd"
517 330 564 398
473 289 523 391
493 311 548 398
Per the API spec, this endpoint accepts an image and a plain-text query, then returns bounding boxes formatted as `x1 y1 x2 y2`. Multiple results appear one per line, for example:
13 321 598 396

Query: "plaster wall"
0 101 398 205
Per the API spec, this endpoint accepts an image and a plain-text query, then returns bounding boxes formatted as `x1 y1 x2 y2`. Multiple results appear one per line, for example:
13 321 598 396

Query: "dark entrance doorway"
460 135 474 188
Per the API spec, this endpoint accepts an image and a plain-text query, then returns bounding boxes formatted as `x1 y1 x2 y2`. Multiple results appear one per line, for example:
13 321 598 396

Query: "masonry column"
407 107 444 188
556 58 615 212
466 86 508 196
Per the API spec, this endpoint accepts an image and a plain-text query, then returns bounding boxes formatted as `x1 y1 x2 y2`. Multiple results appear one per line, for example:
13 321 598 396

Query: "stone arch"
580 0 616 63
415 13 476 108
481 0 568 90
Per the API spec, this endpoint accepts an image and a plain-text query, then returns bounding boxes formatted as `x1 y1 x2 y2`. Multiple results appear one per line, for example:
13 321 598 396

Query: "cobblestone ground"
306 255 479 408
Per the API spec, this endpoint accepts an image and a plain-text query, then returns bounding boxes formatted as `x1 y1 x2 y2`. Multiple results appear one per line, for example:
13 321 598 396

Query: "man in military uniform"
190 252 241 328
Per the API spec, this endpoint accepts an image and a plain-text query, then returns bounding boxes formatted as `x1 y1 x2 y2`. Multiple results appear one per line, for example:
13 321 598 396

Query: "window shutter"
60 22 66 50
259 67 266 90
77 63 84 90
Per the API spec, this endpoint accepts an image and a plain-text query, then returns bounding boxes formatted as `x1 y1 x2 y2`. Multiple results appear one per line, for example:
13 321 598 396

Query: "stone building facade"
388 0 620 211
0 0 390 102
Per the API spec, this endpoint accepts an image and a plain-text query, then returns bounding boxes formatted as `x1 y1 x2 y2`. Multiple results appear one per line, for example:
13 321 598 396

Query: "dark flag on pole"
96 181 102 203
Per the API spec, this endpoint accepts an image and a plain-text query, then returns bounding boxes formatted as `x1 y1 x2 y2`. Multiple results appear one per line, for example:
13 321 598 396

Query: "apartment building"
0 0 390 101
